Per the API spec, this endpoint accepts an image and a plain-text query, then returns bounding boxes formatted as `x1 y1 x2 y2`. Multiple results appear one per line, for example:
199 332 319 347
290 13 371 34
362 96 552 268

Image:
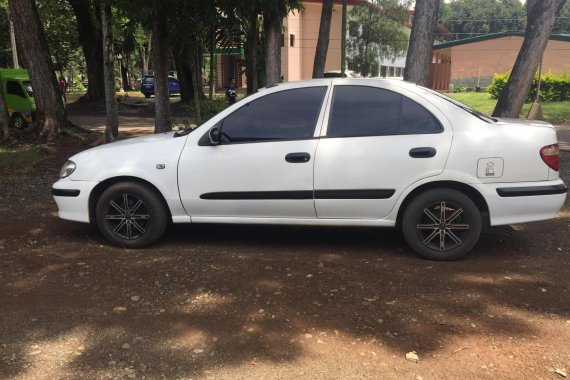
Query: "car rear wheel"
96 182 168 248
144 93 151 98
10 113 27 129
402 188 482 261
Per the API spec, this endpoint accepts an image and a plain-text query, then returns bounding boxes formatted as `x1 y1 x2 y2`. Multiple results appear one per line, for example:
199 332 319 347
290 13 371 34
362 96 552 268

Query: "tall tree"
37 0 81 80
492 0 566 118
67 0 105 101
0 3 11 68
403 0 440 86
312 0 334 78
0 77 10 142
9 0 66 140
263 6 282 86
262 0 302 86
348 0 409 77
101 0 118 141
152 0 170 133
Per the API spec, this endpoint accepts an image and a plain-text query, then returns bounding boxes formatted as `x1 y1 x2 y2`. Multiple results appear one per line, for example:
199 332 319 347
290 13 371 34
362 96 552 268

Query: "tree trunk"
140 37 151 76
245 13 259 95
196 52 206 99
492 0 566 118
121 59 132 91
403 0 440 86
0 77 10 143
173 44 194 103
9 0 67 140
209 29 215 99
341 0 347 75
101 0 118 141
312 0 334 78
263 11 282 86
152 0 171 133
191 48 202 126
67 0 105 102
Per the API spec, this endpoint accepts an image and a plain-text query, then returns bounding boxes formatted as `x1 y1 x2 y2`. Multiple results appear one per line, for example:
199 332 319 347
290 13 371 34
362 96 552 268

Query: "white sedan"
52 79 567 260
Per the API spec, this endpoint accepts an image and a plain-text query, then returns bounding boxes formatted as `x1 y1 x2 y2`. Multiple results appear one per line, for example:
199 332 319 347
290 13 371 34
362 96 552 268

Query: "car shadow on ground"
1 213 569 378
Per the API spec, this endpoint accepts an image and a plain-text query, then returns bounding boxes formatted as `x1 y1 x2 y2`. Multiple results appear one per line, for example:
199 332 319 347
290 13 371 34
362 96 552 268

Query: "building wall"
282 3 344 81
436 36 570 88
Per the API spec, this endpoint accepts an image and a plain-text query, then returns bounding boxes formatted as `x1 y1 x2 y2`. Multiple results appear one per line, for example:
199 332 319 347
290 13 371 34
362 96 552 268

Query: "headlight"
59 160 76 178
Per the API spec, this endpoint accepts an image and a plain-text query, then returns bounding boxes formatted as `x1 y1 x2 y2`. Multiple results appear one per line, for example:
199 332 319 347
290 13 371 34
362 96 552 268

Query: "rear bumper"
478 180 567 226
52 179 99 223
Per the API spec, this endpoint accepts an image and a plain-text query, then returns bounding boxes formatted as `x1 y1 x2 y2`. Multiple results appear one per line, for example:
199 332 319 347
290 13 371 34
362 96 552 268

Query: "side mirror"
209 126 221 145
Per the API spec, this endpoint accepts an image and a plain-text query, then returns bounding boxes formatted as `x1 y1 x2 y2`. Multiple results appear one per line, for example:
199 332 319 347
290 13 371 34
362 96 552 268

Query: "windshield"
23 81 33 97
421 87 496 123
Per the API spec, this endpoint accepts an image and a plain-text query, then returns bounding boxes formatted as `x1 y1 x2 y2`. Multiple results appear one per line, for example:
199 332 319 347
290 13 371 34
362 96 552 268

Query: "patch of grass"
447 92 570 124
0 146 45 172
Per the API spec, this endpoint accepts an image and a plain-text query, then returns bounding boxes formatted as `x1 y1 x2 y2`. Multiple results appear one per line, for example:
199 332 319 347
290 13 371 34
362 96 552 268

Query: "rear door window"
327 86 442 137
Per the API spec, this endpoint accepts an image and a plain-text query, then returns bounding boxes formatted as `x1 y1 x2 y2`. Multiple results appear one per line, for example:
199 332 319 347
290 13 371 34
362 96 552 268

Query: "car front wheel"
402 188 482 260
96 182 168 248
10 113 27 129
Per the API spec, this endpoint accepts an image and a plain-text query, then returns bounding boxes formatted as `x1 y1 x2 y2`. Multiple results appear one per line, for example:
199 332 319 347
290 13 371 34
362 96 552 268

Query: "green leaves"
347 0 409 77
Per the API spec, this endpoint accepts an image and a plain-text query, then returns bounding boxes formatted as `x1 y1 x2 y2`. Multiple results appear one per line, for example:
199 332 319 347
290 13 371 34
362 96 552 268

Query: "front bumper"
477 179 567 226
52 179 99 223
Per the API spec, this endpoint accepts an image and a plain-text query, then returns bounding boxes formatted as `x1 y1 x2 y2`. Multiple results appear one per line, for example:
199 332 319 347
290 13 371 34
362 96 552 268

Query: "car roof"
265 77 419 91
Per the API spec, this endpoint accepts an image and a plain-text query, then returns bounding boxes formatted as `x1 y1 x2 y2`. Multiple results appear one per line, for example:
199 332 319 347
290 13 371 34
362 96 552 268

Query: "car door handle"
409 147 436 158
285 152 311 163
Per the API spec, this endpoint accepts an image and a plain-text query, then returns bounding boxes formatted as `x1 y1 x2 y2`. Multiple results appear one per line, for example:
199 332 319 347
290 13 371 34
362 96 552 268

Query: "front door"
178 85 329 219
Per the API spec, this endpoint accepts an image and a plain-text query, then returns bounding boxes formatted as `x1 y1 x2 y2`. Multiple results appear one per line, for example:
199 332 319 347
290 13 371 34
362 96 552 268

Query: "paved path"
68 115 155 136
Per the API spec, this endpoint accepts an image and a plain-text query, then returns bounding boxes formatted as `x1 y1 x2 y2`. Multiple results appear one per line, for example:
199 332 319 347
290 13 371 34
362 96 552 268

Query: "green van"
0 69 35 128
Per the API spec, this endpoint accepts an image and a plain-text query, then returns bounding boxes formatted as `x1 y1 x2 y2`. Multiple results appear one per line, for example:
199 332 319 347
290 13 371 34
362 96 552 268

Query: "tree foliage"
347 0 410 77
439 0 526 40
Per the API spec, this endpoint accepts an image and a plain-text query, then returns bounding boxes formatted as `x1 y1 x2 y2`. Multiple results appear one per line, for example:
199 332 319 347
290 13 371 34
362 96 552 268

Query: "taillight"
540 144 560 171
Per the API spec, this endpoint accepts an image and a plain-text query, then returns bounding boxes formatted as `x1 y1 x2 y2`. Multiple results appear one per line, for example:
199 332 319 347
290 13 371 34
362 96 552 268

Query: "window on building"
290 34 295 47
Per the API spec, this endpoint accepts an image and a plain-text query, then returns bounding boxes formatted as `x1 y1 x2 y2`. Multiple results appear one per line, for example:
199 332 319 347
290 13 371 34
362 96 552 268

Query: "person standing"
58 76 67 103
226 78 237 105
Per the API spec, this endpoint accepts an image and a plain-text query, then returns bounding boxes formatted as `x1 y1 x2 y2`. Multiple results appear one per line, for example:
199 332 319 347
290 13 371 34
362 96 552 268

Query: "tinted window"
327 86 441 137
400 97 441 134
6 81 26 98
220 87 327 143
23 81 33 97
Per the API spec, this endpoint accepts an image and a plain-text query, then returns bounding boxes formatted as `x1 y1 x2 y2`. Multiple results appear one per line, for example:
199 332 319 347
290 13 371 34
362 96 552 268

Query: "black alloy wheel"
402 188 482 260
96 182 167 248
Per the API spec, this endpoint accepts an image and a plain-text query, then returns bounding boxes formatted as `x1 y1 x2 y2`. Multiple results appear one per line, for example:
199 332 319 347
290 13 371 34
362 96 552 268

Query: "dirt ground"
0 130 569 380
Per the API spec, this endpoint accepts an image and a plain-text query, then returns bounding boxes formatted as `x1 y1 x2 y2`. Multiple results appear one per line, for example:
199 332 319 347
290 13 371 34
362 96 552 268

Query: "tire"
96 182 168 248
402 188 482 261
10 113 27 129
144 93 151 98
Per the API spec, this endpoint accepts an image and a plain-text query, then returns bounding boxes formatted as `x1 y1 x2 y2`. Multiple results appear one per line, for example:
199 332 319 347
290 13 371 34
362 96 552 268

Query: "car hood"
67 131 187 181
70 132 177 161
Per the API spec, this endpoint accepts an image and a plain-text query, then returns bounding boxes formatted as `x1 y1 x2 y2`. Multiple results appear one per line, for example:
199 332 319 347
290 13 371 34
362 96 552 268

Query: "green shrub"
488 70 570 102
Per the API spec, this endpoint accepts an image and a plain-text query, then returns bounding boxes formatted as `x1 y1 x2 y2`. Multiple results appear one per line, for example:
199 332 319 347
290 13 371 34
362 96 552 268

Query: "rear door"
313 82 453 219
